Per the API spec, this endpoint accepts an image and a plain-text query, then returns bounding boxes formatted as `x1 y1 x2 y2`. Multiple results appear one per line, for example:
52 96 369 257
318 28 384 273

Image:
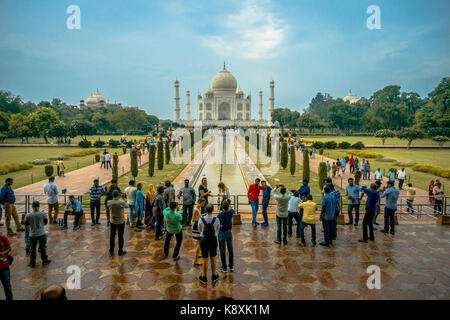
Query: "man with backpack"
197 204 220 284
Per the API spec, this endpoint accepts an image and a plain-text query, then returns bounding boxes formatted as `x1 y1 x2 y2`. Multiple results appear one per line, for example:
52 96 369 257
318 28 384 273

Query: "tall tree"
280 141 288 169
318 162 327 191
306 92 335 119
289 145 296 176
303 149 310 182
130 149 138 178
157 141 164 170
397 127 424 149
165 140 170 164
8 113 33 143
29 107 59 143
148 144 156 177
297 112 321 134
374 129 395 145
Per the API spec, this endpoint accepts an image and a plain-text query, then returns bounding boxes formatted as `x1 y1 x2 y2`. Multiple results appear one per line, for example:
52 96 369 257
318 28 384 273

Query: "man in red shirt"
247 178 263 227
349 156 355 174
0 233 13 300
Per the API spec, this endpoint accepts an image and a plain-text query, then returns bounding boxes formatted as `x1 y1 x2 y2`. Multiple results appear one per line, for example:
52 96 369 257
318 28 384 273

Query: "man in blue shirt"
261 181 272 227
0 178 24 235
345 178 362 226
360 183 380 242
320 185 336 247
297 179 311 201
89 179 104 226
380 181 400 235
217 200 234 273
62 195 83 230
329 183 340 240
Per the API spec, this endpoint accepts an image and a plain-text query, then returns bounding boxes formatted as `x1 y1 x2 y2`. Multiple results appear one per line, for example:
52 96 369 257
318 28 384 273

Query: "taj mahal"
174 63 275 127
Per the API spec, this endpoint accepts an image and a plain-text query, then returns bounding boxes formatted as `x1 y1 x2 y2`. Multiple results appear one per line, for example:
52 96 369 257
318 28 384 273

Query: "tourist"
261 180 272 228
345 178 362 226
0 178 24 236
163 202 183 261
62 195 83 231
397 168 406 190
124 180 137 227
40 284 67 301
56 159 60 176
105 151 111 169
372 180 383 226
406 183 416 214
217 200 234 273
332 162 337 178
217 182 230 210
163 180 175 207
433 182 444 214
89 179 104 226
374 168 382 182
326 160 331 177
153 185 166 240
361 159 366 180
388 169 396 186
145 184 156 228
336 159 341 176
192 198 206 265
354 169 362 185
177 179 196 226
341 157 346 174
43 176 59 224
349 156 355 174
312 147 316 159
25 201 51 267
380 180 400 235
100 153 106 168
134 183 145 228
354 158 359 171
104 179 121 227
297 178 311 201
320 185 336 247
428 180 435 204
359 183 380 243
198 203 220 284
59 159 65 177
107 190 128 256
0 232 12 300
247 178 263 227
271 184 291 245
198 178 211 214
287 191 302 238
328 183 341 240
298 194 317 246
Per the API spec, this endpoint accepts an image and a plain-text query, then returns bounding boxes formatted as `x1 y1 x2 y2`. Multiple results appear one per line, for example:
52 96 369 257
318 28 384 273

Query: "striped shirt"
89 185 104 202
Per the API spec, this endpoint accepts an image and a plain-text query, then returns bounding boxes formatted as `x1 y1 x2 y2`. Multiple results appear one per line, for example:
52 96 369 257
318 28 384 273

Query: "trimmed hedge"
324 141 337 149
109 140 120 148
351 141 365 149
44 165 54 177
348 150 383 159
93 140 105 148
412 164 450 178
338 141 351 149
78 140 91 148
28 159 50 165
0 162 33 175
64 149 99 157
48 155 66 161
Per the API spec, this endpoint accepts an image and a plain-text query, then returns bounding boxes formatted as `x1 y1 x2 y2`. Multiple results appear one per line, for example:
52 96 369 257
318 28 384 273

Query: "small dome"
86 95 98 105
212 67 237 93
236 88 244 95
343 90 359 104
205 88 213 95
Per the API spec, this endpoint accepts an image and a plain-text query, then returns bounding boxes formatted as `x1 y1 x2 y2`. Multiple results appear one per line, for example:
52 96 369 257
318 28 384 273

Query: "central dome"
212 67 237 93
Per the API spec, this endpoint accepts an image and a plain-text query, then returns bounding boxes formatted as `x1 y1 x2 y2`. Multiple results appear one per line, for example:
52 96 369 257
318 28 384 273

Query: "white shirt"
105 153 111 161
43 182 59 204
375 170 382 180
397 170 406 180
124 186 137 205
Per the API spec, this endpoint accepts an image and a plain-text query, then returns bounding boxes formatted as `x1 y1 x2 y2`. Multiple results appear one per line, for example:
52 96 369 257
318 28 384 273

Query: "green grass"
0 147 118 189
323 148 450 191
2 135 151 145
298 135 450 146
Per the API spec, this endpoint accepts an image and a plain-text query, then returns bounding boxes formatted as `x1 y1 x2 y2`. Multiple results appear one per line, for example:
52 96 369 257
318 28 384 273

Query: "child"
298 195 317 246
217 200 234 273
198 204 220 284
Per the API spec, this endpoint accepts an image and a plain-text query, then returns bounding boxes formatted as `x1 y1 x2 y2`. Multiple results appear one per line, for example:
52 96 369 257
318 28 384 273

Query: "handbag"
0 236 13 266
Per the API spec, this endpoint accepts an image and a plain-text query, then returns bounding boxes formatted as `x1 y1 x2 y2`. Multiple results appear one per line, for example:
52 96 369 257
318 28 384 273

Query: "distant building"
80 89 122 109
343 90 360 104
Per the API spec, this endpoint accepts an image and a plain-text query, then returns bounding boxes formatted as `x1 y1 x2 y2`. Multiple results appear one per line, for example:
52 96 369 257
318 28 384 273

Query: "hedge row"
348 150 383 159
412 164 450 178
0 162 33 175
64 149 99 157
311 141 365 150
28 159 51 165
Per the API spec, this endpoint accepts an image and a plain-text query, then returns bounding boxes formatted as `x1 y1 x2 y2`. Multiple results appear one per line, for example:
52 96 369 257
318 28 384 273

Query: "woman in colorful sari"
145 184 156 229
428 180 435 204
134 183 145 229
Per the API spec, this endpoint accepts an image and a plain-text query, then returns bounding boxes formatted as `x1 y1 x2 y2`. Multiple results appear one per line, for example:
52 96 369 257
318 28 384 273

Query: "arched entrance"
218 102 231 120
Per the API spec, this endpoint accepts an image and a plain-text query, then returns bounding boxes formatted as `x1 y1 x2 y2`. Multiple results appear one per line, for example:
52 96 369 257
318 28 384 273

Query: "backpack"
201 217 216 241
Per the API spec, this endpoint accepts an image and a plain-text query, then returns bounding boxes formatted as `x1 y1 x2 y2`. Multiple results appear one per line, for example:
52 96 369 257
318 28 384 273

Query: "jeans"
63 211 82 227
276 216 287 242
261 202 269 224
350 165 354 173
373 204 381 224
287 211 301 236
398 179 404 190
250 200 259 224
164 230 183 258
155 214 164 238
30 234 48 264
362 207 375 240
362 169 367 180
322 219 333 245
434 199 442 214
299 221 316 243
384 207 396 234
128 204 136 223
0 267 12 300
406 200 414 213
332 217 337 238
348 203 360 224
218 231 234 269
135 204 144 221
110 222 125 254
106 160 111 169
25 225 30 246
367 170 370 180
90 201 101 223
182 204 194 225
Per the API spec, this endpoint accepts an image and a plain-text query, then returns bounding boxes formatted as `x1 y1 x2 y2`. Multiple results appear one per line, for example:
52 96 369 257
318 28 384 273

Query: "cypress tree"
318 162 327 191
157 141 164 170
266 135 271 157
165 140 170 164
112 153 119 181
303 148 310 182
130 149 138 179
280 141 288 169
148 144 155 177
256 133 260 150
289 145 296 176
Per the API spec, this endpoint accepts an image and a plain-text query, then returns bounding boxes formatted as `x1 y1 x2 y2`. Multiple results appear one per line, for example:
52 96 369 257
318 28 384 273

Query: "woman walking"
145 184 156 229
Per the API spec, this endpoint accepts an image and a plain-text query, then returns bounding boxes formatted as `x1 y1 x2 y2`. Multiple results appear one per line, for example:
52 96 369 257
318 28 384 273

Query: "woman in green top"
163 202 183 261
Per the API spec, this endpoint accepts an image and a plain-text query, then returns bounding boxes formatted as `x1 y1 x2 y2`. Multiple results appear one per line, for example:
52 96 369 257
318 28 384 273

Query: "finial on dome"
223 61 226 70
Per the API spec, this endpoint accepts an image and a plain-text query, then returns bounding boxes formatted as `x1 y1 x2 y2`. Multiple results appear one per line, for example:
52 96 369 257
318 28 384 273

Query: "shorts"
200 237 217 258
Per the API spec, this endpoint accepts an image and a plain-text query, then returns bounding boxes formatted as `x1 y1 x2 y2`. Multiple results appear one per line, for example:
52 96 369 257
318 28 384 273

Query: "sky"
0 0 449 120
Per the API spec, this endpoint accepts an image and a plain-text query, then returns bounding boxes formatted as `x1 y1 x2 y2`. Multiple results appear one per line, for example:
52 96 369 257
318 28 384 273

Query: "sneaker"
379 230 388 234
118 251 127 256
311 241 317 247
274 240 281 244
374 222 379 225
319 242 330 247
7 231 16 236
198 276 208 284
390 232 395 235
229 267 234 272
106 222 110 227
109 251 114 256
73 225 79 231
358 239 368 243
61 226 68 231
299 241 306 247
255 222 260 225
345 222 353 225
261 222 269 228
173 256 180 261
163 255 168 259
354 223 359 226
28 262 36 268
96 221 101 225
218 267 228 273
42 259 52 266
91 222 95 226
211 274 220 283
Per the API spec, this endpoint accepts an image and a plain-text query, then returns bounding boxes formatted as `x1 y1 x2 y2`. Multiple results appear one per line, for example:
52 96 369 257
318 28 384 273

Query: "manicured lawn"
298 136 449 146
323 148 450 191
0 147 119 188
2 135 151 145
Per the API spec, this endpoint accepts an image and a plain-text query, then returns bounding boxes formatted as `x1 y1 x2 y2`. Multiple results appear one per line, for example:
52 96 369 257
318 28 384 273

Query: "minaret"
174 79 180 122
186 90 191 121
258 90 263 121
268 80 275 123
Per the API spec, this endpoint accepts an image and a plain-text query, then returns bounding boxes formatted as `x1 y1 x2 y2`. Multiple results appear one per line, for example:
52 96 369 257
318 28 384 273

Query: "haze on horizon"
0 0 449 120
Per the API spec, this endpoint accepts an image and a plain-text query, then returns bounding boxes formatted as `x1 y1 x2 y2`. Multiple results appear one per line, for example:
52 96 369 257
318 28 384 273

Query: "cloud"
201 0 287 59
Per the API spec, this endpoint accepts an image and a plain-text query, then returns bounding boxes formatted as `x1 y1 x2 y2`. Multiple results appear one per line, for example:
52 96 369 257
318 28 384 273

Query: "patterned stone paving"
1 216 449 300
